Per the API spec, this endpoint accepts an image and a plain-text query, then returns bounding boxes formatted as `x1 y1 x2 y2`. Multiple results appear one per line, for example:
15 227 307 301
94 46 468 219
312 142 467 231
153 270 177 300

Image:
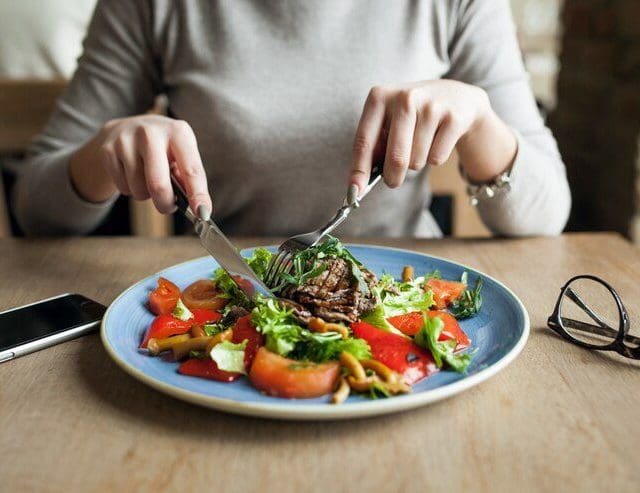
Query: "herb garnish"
450 272 483 319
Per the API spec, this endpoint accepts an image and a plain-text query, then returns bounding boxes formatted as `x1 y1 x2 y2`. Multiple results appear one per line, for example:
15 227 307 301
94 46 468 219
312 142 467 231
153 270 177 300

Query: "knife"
170 176 274 299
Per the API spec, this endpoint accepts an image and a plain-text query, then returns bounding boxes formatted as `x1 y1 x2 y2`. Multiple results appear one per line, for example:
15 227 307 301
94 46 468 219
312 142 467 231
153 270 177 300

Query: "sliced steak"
282 257 378 323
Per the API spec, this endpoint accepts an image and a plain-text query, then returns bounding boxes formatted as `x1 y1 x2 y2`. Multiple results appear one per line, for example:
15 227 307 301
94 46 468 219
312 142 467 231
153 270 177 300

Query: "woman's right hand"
69 115 212 217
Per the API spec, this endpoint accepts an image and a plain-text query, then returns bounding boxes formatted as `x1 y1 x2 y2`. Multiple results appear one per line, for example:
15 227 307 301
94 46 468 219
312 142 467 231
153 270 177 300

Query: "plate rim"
101 244 530 420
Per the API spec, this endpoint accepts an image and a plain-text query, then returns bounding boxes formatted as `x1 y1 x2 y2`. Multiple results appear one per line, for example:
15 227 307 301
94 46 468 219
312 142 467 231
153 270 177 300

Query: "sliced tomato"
425 278 466 309
249 347 340 399
232 275 255 297
428 310 471 351
182 279 228 311
148 277 181 315
140 314 192 348
387 311 424 336
178 358 241 382
232 315 264 371
191 308 223 325
351 321 437 384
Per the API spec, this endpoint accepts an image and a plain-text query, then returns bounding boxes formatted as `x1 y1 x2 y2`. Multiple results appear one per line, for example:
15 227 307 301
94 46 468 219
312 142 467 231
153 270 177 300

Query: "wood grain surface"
1 234 639 493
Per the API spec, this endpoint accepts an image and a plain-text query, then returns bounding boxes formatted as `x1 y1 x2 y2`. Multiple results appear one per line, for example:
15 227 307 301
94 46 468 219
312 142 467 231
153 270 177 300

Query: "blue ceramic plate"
101 245 529 420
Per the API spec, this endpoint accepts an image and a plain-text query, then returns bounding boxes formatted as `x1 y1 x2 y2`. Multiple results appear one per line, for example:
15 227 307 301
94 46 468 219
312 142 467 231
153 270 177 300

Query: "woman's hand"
69 115 212 217
349 80 517 192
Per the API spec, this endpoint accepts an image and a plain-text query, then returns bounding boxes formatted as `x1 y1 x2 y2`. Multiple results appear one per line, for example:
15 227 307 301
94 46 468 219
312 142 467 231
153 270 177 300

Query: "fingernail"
197 204 211 221
347 184 360 207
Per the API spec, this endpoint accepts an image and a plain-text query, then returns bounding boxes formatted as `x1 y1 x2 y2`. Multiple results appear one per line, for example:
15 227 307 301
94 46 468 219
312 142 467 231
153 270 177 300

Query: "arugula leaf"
414 313 471 373
210 340 248 374
271 236 370 295
172 298 193 321
450 274 483 319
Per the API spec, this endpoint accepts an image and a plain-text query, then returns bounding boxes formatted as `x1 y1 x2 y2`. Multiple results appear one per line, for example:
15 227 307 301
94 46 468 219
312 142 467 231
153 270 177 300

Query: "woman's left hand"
349 80 516 191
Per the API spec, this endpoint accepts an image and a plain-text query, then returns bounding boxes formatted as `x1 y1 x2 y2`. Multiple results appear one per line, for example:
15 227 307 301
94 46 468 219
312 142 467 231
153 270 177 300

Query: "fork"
263 163 383 289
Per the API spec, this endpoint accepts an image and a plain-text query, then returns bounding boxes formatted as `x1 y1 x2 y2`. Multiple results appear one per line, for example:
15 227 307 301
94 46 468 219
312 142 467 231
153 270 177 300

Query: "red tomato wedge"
148 277 181 315
232 276 255 297
351 321 437 384
428 310 471 351
191 309 222 326
386 311 470 350
249 347 340 399
182 279 228 311
232 315 264 371
178 358 241 382
425 278 466 309
140 314 192 348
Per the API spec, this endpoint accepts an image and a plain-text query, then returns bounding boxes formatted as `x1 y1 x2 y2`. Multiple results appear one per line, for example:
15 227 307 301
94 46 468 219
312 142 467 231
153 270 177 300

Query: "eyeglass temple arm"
565 288 613 330
550 317 640 346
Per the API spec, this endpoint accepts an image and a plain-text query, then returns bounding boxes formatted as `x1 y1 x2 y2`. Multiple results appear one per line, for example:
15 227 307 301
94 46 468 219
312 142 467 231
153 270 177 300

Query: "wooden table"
1 233 639 493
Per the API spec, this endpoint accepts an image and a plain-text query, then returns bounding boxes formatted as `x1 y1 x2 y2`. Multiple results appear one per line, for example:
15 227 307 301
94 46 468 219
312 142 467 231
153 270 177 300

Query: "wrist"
457 108 517 183
69 132 119 203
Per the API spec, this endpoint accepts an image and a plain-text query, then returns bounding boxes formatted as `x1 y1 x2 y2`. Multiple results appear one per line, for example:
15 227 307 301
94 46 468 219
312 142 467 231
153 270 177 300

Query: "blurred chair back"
429 154 490 238
0 80 171 237
0 79 67 237
0 79 66 154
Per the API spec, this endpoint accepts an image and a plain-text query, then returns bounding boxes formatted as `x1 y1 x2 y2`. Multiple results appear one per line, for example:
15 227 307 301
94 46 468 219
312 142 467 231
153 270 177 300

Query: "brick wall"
550 0 640 237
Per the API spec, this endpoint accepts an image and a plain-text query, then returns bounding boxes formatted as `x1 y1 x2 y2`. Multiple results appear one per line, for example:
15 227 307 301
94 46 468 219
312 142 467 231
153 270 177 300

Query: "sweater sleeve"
445 0 571 236
12 0 160 235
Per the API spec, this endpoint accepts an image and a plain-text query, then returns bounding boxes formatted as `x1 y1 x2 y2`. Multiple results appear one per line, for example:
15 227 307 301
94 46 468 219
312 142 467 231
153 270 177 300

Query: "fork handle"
350 161 383 205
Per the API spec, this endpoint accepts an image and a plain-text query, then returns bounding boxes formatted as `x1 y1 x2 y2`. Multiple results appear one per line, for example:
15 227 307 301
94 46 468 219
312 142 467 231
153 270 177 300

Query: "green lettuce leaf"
361 305 404 335
210 340 248 374
374 276 435 318
290 332 371 363
414 313 471 373
250 295 371 362
172 298 193 321
211 248 274 309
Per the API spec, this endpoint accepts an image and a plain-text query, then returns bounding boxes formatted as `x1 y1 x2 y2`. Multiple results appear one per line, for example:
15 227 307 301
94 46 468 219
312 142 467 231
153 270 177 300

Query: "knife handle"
170 175 197 224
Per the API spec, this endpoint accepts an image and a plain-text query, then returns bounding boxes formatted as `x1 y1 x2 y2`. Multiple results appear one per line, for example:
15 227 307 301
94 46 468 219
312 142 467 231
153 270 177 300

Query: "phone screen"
0 294 106 352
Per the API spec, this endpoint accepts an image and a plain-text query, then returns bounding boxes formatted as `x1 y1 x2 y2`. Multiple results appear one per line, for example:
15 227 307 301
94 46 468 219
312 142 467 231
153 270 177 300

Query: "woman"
12 0 570 237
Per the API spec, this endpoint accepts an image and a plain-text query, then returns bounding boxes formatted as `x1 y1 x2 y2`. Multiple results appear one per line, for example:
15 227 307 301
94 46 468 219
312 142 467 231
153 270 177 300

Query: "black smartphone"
0 293 106 363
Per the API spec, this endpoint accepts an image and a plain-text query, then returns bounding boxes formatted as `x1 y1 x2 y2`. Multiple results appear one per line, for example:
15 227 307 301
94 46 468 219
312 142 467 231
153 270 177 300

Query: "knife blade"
170 176 274 299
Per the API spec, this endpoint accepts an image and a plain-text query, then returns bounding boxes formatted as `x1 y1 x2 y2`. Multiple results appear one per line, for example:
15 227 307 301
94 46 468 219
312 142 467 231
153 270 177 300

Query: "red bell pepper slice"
178 358 241 382
140 314 192 348
425 278 466 310
351 321 437 384
191 309 223 325
148 277 181 315
231 315 264 371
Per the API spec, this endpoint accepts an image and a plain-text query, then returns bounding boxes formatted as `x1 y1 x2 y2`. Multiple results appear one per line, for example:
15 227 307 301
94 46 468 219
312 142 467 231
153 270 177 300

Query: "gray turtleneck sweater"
12 0 571 237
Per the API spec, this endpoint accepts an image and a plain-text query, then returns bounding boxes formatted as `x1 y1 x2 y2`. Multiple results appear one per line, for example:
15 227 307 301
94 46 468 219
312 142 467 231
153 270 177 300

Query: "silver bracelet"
459 163 513 206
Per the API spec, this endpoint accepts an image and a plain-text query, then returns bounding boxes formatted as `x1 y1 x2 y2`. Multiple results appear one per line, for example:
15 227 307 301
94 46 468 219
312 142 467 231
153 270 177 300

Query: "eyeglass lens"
559 278 620 347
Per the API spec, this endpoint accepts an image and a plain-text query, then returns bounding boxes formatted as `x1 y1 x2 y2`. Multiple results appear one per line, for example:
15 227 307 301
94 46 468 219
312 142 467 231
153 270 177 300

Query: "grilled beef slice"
281 257 378 323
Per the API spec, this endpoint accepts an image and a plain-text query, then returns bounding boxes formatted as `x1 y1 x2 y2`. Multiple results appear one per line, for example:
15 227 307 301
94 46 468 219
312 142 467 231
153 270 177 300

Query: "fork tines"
264 251 293 289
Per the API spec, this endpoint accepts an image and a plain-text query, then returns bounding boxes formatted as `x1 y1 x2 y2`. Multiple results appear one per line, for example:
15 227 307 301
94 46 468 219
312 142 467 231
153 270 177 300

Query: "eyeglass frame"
547 274 640 360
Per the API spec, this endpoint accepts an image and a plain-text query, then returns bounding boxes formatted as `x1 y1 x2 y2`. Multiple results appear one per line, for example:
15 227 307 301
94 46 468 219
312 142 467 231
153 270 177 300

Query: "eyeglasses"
547 275 640 360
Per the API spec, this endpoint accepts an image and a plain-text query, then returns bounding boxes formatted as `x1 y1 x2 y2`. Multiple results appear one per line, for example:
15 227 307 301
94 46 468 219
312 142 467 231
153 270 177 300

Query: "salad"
139 237 483 403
